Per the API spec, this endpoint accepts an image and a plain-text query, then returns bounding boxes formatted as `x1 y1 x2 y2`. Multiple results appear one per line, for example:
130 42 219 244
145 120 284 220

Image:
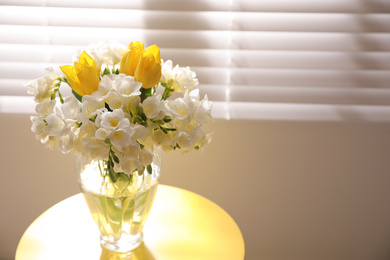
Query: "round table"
16 185 245 260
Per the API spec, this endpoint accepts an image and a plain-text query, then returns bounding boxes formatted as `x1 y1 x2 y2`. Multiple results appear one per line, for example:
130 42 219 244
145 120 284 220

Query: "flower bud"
60 51 100 96
120 42 161 89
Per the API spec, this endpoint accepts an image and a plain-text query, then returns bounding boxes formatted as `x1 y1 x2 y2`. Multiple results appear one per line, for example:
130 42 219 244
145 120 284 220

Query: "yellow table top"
16 185 245 260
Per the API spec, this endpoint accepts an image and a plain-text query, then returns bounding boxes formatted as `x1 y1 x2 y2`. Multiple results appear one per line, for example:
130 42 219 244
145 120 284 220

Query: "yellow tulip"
120 42 161 89
60 51 100 96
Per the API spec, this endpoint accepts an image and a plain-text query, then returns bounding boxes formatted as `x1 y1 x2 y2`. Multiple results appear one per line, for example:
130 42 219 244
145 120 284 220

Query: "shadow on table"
100 242 155 260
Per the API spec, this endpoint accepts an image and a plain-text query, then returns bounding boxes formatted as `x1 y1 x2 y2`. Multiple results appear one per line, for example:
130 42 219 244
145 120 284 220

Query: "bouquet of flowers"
26 41 213 180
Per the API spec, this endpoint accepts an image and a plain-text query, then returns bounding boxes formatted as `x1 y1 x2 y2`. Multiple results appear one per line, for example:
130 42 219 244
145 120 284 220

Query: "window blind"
1 0 390 121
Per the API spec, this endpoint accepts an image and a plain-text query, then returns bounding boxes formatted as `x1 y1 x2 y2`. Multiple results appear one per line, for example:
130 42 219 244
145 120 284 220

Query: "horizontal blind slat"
2 6 390 33
3 44 389 70
227 102 390 122
228 86 390 105
2 26 390 52
5 79 389 107
2 0 390 13
229 69 390 88
2 62 388 90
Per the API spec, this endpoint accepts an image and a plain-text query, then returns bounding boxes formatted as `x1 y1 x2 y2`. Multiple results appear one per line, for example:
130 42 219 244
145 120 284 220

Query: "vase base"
100 233 144 253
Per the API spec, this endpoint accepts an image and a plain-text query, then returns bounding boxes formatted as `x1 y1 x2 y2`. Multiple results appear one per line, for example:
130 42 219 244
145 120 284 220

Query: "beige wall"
1 114 390 259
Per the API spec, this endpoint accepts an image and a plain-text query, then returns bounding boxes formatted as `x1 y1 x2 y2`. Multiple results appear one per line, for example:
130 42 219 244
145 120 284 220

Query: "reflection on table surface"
100 243 155 260
16 185 245 260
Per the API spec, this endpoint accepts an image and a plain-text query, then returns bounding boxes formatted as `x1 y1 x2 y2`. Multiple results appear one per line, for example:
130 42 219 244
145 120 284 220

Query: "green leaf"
109 159 114 168
62 76 70 85
160 127 168 134
161 86 174 100
97 195 108 222
137 141 145 149
105 102 113 112
89 115 97 123
109 168 118 183
111 152 120 164
57 90 64 104
140 111 147 121
122 195 135 223
140 87 153 102
147 165 153 175
163 116 172 123
72 90 83 102
102 67 111 76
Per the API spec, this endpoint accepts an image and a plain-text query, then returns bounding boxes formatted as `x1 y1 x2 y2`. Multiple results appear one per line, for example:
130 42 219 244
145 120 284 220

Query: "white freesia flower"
85 140 110 160
25 67 57 103
35 100 56 115
43 136 60 151
95 128 109 140
58 135 73 154
92 75 113 99
121 158 142 175
110 127 133 151
132 124 148 139
194 95 212 124
161 60 199 93
113 74 142 98
30 115 48 140
139 150 153 166
61 96 80 119
81 95 105 118
44 113 66 136
95 109 135 150
74 40 127 71
128 96 141 114
142 94 166 120
97 109 130 131
80 121 97 138
176 132 193 152
118 145 142 174
151 129 164 145
93 75 142 111
169 98 189 120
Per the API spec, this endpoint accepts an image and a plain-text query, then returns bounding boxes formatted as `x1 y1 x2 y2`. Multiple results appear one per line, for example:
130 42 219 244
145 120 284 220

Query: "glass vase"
75 148 161 253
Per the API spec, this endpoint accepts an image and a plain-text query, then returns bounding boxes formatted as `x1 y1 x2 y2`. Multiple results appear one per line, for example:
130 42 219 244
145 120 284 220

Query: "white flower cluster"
161 60 199 93
26 42 212 176
73 40 127 71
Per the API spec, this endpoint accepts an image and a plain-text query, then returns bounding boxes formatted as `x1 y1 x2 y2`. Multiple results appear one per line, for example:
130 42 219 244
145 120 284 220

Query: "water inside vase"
78 159 160 252
82 183 158 251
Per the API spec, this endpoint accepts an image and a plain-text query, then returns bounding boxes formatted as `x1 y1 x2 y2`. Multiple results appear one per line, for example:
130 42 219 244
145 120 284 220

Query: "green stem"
140 88 147 103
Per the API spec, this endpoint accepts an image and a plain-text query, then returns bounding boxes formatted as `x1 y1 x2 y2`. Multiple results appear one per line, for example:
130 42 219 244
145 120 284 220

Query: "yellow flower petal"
145 44 161 63
60 51 100 96
60 65 85 95
79 52 99 77
77 65 100 95
120 42 144 76
138 62 161 89
120 42 161 89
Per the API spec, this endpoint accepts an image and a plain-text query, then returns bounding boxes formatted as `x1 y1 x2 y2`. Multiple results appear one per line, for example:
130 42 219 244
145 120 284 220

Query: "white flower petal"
110 129 132 150
61 96 80 119
95 128 109 140
139 150 153 166
44 113 65 136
